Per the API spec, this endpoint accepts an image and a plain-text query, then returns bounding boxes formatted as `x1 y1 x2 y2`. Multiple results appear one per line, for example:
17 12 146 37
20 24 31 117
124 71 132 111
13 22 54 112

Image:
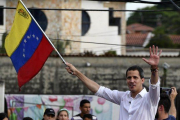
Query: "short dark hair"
158 93 171 113
0 113 8 120
80 99 90 107
23 117 33 120
83 114 93 120
126 65 144 79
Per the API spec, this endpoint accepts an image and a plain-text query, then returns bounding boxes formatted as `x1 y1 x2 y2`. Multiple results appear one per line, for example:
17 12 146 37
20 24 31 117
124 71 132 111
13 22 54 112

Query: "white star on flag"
27 35 30 39
32 34 35 38
36 37 39 41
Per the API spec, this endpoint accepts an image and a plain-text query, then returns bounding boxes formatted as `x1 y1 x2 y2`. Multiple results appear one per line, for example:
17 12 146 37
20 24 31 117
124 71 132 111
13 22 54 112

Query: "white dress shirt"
95 80 160 120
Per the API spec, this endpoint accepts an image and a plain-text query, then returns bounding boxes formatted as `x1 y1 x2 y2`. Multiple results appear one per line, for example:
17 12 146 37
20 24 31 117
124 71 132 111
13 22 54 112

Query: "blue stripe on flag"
10 20 43 72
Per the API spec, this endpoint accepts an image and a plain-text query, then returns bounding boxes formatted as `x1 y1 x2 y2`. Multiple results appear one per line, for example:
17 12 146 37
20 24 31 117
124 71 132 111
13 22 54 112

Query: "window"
29 8 48 31
0 6 4 25
109 8 121 35
81 11 90 36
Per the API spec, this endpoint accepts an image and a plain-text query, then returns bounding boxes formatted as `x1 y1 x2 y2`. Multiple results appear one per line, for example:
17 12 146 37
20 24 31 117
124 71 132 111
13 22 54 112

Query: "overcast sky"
126 0 161 19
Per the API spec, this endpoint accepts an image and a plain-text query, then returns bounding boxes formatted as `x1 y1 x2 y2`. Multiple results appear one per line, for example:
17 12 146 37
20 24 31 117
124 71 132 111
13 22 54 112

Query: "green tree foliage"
153 26 166 34
51 40 71 55
127 1 180 35
158 0 180 10
56 40 71 54
160 11 180 35
100 50 117 56
146 34 175 48
127 6 159 28
147 28 180 48
82 50 96 56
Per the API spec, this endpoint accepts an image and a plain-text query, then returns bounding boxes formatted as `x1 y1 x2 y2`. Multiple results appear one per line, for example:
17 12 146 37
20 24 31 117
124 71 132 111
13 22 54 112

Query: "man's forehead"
127 70 139 74
127 70 140 76
82 103 90 107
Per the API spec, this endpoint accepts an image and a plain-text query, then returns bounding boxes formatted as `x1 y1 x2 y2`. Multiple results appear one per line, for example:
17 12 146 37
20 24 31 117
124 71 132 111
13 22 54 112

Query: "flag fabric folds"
5 1 54 88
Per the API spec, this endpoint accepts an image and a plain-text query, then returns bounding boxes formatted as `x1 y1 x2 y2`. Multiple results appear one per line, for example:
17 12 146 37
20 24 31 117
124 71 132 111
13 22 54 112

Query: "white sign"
0 80 5 112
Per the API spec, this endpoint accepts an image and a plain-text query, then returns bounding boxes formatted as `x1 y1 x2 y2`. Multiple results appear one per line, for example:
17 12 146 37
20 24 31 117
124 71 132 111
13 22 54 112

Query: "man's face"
80 103 91 115
43 114 55 120
155 105 164 119
126 70 144 94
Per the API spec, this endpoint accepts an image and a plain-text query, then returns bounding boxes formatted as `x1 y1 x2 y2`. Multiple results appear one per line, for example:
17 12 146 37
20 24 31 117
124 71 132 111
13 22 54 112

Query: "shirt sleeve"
149 78 160 106
169 115 176 120
95 86 125 105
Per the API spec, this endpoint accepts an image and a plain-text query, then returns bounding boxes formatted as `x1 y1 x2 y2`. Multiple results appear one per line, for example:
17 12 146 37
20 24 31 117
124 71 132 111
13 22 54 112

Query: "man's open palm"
142 45 162 66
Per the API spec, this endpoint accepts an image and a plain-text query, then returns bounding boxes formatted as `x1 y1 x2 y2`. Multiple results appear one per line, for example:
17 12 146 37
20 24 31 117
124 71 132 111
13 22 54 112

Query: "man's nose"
130 79 134 82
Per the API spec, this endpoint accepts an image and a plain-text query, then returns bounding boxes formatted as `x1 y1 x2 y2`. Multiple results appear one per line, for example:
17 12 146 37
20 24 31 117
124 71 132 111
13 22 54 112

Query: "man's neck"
131 92 138 98
131 87 143 98
80 113 84 118
157 113 169 120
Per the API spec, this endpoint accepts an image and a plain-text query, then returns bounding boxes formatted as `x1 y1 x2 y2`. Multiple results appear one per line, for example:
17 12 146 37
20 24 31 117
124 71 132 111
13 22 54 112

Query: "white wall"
81 1 121 55
126 51 179 56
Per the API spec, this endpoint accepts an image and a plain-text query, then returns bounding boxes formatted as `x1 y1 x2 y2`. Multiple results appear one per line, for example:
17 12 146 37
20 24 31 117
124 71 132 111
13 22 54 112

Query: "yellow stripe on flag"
5 1 31 57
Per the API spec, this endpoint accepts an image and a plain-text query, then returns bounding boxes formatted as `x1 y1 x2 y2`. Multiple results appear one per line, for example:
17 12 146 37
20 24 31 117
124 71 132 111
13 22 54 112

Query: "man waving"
66 45 162 120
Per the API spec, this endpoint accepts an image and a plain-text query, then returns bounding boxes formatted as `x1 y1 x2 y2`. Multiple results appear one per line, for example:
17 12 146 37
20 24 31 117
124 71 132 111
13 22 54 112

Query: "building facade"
2 0 126 55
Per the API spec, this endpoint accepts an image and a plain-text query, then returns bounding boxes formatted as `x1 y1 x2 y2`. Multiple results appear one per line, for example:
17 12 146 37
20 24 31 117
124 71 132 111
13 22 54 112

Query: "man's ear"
142 78 145 84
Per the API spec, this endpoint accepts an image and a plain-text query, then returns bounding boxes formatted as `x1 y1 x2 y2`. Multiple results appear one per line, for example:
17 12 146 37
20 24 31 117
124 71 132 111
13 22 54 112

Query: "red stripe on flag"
18 35 54 88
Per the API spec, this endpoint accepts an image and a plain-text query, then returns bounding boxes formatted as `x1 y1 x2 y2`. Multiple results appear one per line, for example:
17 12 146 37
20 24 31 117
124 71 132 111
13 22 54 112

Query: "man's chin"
129 88 136 92
129 87 135 91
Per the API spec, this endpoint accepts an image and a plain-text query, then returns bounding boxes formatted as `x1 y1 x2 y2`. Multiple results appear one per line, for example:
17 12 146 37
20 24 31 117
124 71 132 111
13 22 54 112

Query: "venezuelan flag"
5 1 54 88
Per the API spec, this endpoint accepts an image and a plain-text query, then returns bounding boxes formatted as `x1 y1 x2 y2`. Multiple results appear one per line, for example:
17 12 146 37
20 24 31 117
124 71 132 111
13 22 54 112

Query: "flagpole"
19 0 66 64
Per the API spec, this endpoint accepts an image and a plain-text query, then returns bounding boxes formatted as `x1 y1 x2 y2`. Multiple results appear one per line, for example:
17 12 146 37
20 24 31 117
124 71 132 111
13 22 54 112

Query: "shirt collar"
138 88 147 97
128 88 147 98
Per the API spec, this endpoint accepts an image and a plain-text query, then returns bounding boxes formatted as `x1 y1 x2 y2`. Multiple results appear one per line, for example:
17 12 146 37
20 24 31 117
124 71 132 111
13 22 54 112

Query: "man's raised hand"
142 45 162 66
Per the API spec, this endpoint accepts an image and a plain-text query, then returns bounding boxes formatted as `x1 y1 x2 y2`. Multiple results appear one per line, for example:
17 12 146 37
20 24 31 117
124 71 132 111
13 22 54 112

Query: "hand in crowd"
170 87 178 101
